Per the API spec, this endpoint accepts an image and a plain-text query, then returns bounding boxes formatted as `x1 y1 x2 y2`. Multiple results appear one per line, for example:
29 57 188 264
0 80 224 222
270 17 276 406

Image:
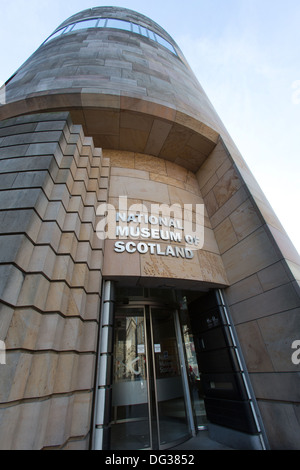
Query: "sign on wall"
96 197 204 260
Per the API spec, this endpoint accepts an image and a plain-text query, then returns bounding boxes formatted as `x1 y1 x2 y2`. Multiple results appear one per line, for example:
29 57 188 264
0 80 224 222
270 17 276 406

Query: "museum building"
0 7 299 450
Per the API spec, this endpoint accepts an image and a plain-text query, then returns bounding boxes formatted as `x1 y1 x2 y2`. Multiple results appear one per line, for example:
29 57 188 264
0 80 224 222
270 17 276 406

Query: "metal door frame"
148 305 195 449
112 301 194 449
93 282 195 450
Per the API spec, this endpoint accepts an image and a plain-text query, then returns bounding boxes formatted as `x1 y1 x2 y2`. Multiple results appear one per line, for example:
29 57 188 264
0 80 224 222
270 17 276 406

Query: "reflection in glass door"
110 308 150 450
177 294 209 429
110 306 192 450
150 308 191 449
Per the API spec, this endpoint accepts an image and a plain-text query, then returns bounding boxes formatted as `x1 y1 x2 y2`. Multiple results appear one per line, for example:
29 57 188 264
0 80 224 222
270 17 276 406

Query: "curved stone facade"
0 7 299 451
1 6 298 256
1 7 221 168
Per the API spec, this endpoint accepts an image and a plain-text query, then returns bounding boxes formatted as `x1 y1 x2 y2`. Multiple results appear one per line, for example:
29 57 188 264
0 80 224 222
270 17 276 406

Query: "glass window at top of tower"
156 34 176 54
139 25 149 38
45 17 177 56
97 18 106 27
132 23 140 34
147 30 156 41
70 19 99 31
106 18 132 31
46 28 65 41
64 24 74 34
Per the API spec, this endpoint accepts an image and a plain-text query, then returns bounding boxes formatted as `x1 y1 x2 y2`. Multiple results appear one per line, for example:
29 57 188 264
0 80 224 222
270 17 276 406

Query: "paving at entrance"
172 431 234 450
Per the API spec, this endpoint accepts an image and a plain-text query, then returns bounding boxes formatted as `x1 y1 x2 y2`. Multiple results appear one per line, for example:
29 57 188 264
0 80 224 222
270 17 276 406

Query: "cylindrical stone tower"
0 7 299 451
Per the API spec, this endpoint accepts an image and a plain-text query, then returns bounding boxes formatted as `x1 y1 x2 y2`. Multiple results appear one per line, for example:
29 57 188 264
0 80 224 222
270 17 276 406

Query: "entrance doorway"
94 284 265 451
110 302 193 450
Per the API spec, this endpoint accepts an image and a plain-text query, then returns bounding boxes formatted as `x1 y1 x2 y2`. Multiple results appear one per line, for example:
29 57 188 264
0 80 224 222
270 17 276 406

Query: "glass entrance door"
110 305 192 450
150 308 191 448
111 308 150 449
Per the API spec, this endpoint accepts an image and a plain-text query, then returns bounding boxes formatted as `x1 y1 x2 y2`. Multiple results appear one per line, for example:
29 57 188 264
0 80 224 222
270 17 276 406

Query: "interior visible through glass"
109 287 211 450
177 292 209 429
151 308 191 446
110 308 150 450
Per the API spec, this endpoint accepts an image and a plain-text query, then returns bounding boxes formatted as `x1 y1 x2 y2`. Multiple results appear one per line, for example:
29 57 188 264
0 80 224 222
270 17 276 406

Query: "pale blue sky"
1 0 299 253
